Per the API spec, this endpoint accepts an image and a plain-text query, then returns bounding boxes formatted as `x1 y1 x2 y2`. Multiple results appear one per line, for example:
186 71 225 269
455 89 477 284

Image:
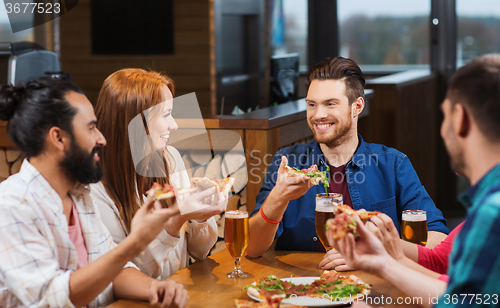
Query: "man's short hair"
447 53 500 142
0 78 83 157
306 57 365 105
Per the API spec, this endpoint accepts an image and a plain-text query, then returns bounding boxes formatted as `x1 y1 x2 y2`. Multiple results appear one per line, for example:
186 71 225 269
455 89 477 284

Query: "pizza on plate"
245 270 370 303
308 270 371 301
235 298 305 308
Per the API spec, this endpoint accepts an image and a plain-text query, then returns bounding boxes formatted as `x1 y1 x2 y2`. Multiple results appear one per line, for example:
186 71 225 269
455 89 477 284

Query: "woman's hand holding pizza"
179 189 228 223
163 187 221 237
365 213 406 261
330 214 393 276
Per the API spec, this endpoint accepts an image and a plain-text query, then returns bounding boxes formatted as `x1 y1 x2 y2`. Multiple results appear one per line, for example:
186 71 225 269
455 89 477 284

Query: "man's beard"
60 138 104 185
443 125 466 176
445 138 466 176
309 112 353 147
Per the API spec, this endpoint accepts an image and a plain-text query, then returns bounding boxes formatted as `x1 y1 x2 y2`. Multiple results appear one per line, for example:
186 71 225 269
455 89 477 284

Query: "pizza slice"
309 270 371 301
235 299 305 308
326 205 380 240
191 176 235 204
148 182 196 201
245 275 316 300
326 213 359 240
245 276 289 300
336 204 380 222
284 165 329 187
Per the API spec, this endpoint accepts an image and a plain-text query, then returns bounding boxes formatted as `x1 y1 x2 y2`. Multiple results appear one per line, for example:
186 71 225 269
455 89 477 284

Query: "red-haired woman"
91 68 224 278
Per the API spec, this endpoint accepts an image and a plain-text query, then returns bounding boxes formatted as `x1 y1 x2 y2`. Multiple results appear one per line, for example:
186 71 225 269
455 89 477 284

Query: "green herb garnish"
242 276 296 294
324 164 330 194
317 284 362 299
292 166 329 194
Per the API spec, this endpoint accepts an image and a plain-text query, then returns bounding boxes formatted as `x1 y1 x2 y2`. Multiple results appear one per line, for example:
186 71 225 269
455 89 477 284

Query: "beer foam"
402 212 427 222
316 206 335 213
226 210 248 219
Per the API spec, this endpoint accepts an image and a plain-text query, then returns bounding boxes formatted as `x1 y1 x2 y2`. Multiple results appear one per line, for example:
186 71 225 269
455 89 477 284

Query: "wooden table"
106 249 419 308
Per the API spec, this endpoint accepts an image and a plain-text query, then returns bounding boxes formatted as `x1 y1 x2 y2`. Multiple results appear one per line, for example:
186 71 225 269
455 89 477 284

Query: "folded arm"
113 268 188 307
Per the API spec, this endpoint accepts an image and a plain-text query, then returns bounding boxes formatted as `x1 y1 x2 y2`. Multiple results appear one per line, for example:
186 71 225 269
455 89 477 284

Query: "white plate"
247 277 355 307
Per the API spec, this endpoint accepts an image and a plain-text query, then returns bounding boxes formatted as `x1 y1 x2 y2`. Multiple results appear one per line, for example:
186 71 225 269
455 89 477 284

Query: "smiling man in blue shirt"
329 54 500 308
246 57 449 267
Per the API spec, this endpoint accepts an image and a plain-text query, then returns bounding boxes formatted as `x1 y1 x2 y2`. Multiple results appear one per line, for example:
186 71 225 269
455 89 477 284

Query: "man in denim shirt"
329 53 500 308
246 57 448 267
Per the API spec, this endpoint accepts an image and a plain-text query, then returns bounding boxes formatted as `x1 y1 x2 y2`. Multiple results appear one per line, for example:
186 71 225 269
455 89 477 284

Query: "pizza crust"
247 286 286 300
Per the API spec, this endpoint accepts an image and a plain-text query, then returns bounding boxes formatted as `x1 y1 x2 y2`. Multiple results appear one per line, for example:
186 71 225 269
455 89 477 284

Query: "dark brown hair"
95 69 175 232
0 79 81 158
307 57 365 104
446 54 500 142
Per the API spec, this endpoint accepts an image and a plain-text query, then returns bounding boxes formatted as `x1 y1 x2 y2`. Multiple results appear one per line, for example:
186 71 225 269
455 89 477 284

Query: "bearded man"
246 57 449 269
0 79 188 307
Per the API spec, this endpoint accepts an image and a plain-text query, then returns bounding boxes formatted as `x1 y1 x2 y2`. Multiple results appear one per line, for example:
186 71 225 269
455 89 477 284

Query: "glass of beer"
315 193 343 250
401 210 427 246
224 210 249 278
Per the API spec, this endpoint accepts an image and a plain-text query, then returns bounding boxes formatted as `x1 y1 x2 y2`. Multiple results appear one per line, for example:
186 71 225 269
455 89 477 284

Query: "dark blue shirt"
251 135 449 251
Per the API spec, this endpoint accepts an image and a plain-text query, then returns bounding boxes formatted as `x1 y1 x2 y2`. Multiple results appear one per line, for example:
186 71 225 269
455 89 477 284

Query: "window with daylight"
456 0 500 67
270 0 308 72
338 0 430 69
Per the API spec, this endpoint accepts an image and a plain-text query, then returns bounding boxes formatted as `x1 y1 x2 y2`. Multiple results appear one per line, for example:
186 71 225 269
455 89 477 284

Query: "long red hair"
95 68 175 233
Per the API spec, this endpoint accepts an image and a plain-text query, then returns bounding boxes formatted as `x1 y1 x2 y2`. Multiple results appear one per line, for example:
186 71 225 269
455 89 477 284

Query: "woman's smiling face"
148 84 178 150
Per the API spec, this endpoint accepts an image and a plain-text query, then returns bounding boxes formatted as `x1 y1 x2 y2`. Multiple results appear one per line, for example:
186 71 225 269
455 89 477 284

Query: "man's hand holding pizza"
259 156 318 224
247 156 316 258
272 156 314 202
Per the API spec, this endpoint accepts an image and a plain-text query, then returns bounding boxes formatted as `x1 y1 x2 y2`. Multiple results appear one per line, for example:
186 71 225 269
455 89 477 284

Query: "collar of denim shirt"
311 133 366 172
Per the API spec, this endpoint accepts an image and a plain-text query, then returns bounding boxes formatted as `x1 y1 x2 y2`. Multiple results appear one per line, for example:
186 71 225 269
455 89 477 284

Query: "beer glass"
315 193 343 250
224 210 249 278
401 210 427 246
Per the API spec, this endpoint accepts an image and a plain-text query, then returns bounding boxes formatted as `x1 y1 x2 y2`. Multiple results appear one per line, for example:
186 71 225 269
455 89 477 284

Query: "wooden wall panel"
364 72 442 205
59 0 213 116
245 129 280 214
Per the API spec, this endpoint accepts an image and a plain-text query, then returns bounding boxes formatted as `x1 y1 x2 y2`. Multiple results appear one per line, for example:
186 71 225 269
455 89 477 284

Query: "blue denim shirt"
251 135 449 251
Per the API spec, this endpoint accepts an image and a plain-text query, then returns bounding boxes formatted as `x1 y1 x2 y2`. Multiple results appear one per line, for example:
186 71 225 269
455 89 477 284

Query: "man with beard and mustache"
329 53 500 308
246 57 448 266
0 79 190 308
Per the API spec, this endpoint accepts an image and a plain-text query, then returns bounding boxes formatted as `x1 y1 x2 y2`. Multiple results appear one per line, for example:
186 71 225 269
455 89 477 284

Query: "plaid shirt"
0 160 136 308
435 163 500 307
